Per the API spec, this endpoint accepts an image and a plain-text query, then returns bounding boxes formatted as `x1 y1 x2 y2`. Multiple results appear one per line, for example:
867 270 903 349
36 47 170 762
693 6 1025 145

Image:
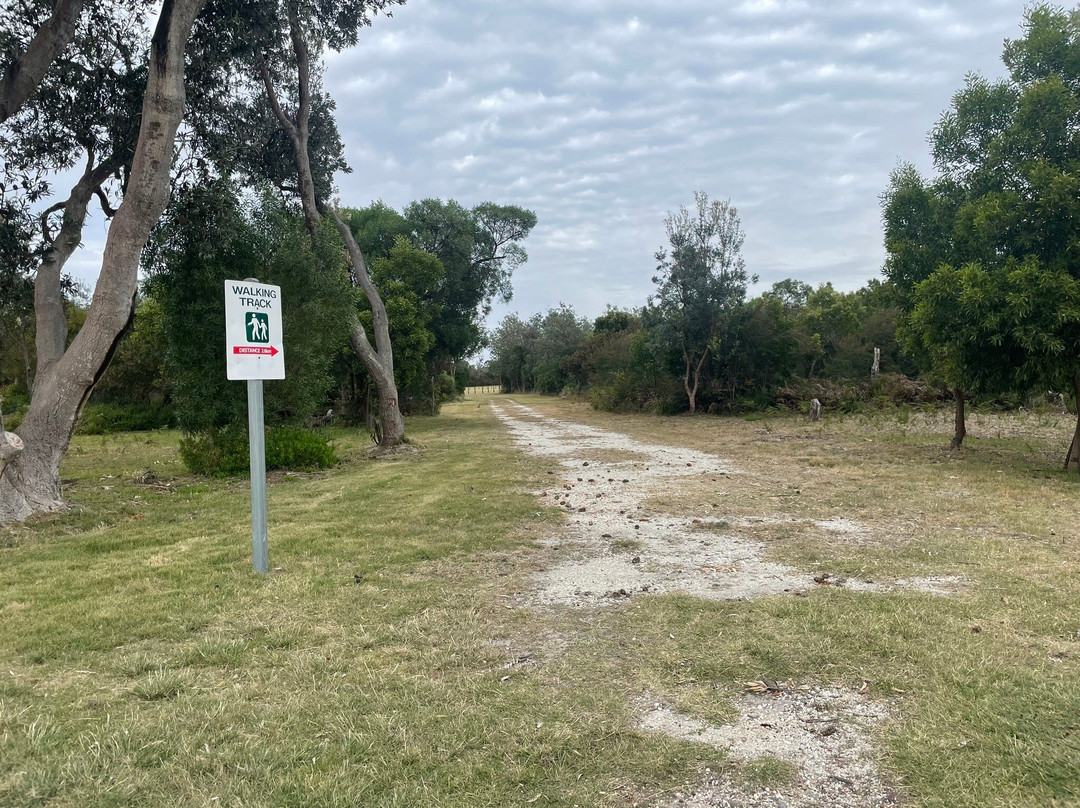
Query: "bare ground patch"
493 401 968 605
488 400 996 806
637 687 901 807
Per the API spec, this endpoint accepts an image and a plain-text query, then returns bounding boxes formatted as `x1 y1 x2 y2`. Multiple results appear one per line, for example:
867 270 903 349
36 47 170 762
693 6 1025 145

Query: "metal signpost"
224 279 285 573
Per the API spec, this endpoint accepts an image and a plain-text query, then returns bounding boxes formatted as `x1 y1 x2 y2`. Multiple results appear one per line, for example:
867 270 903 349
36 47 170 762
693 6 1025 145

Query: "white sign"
224 280 285 380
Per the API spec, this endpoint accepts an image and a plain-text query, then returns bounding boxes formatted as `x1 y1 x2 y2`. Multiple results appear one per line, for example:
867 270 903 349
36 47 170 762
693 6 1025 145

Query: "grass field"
2 396 1079 807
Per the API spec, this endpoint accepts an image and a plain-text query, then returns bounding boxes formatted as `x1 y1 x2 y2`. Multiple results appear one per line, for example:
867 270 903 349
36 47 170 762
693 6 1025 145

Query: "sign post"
224 278 285 574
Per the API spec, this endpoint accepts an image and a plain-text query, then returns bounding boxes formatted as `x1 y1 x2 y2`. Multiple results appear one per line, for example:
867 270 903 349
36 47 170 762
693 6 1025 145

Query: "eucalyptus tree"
225 0 408 445
0 0 207 523
651 191 750 413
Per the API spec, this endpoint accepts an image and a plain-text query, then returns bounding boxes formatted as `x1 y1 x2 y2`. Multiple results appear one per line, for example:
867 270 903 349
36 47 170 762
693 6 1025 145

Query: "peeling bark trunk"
0 0 85 123
950 388 966 449
1066 375 1080 473
262 10 404 447
0 0 207 525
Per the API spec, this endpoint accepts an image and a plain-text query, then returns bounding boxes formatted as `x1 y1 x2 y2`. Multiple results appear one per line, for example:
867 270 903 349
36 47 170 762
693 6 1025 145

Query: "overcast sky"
322 0 1030 326
67 0 1032 328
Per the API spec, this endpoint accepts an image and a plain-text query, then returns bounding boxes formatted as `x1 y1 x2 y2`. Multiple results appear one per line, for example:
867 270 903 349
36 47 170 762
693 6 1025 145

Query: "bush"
453 364 470 395
587 372 684 414
77 402 174 435
265 427 338 472
774 373 942 414
435 372 457 404
180 426 337 476
0 385 28 432
2 409 23 431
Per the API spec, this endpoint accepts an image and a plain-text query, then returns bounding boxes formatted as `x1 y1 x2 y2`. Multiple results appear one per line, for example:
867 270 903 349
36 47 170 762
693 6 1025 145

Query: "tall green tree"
406 198 537 362
650 191 750 413
0 0 207 523
886 4 1080 462
237 0 408 446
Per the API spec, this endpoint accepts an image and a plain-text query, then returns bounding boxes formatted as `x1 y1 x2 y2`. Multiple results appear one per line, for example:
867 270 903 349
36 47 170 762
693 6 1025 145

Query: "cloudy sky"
319 0 1030 325
62 0 1033 328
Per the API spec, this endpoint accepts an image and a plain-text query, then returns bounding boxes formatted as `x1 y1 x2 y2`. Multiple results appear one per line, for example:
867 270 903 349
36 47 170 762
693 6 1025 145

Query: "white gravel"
638 688 901 807
488 402 959 807
492 401 967 604
492 401 813 605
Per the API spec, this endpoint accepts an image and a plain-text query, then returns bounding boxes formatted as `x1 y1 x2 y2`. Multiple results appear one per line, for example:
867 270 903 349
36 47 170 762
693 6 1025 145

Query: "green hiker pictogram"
247 312 269 343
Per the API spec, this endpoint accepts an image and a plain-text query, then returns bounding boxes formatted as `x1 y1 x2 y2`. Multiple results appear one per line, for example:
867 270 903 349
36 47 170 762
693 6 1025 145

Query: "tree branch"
259 57 298 141
287 1 311 135
0 0 86 123
34 151 124 380
93 186 116 217
39 200 67 244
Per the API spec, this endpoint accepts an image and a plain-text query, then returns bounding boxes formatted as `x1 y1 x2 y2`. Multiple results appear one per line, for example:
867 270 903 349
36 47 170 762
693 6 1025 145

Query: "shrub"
453 364 470 395
76 402 174 435
265 427 338 472
2 408 24 432
774 373 942 414
180 426 337 476
0 385 28 432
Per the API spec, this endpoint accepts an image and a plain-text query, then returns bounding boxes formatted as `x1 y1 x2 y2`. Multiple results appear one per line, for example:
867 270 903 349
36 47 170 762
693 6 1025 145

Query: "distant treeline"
486 280 947 416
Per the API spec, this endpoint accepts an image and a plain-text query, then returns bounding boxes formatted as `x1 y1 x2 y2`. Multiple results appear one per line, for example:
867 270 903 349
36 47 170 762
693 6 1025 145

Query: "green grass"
3 396 1080 806
0 403 722 807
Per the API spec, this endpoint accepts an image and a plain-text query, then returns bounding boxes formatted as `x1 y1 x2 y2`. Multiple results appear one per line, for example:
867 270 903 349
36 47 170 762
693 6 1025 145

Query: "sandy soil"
490 400 936 807
639 688 900 807
492 400 965 605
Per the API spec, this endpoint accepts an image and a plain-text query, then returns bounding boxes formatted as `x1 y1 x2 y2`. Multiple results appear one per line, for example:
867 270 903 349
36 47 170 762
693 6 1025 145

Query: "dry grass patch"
500 394 1080 807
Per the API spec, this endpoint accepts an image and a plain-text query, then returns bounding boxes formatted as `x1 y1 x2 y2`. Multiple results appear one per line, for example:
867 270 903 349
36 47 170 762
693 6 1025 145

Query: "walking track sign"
224 279 285 574
225 280 285 380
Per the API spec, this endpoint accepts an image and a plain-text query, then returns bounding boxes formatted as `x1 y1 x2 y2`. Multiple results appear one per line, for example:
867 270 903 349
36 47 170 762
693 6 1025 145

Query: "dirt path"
491 400 906 807
492 400 958 605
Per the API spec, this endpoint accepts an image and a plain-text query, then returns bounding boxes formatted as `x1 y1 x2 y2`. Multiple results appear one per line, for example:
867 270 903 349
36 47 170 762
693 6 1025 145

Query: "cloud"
51 0 1032 328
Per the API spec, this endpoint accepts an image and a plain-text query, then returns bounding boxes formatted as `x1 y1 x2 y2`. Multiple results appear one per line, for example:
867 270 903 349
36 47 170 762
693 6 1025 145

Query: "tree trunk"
1066 375 1080 472
336 213 403 446
684 349 708 414
261 12 404 447
0 0 207 525
950 388 966 449
683 352 695 413
347 312 404 445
